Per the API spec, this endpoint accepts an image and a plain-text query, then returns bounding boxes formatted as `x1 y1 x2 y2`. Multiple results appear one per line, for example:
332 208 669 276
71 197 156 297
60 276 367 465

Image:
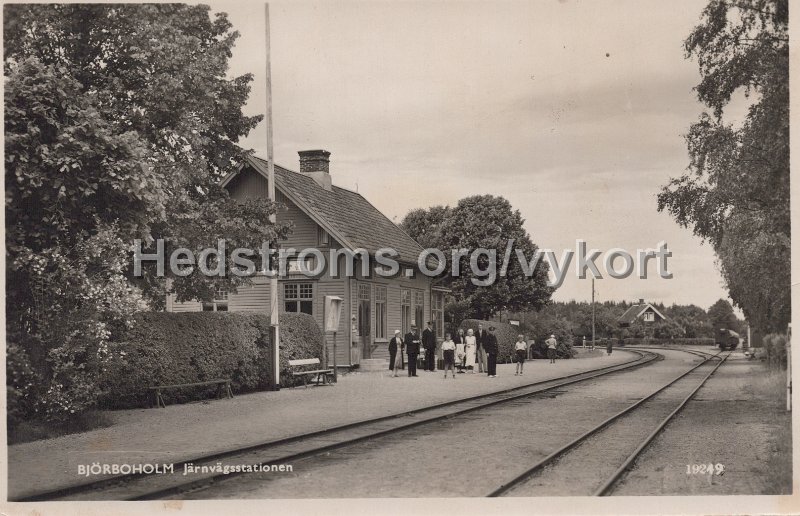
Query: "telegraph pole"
592 276 595 351
265 4 280 390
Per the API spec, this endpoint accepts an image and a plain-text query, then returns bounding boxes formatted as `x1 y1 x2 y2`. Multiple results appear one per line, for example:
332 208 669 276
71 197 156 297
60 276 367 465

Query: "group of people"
388 322 560 379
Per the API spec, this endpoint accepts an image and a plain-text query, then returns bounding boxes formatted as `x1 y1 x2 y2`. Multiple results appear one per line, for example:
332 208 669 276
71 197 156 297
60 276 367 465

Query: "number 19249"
686 463 724 475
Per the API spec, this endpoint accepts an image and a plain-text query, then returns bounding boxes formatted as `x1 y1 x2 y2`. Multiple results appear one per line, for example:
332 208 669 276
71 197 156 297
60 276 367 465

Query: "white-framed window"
401 289 411 334
203 286 229 312
357 283 371 337
432 291 445 338
375 285 387 339
643 311 655 322
414 290 424 330
287 256 315 274
318 226 330 246
284 282 313 315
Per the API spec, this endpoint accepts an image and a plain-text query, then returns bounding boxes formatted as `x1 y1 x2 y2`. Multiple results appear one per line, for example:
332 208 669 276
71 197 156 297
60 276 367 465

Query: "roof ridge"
240 153 428 265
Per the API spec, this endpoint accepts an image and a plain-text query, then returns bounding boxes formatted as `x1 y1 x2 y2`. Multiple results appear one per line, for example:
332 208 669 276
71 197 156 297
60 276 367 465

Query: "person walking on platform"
405 325 421 377
485 326 499 377
606 338 613 356
455 328 466 373
441 333 456 379
514 334 527 375
546 334 558 364
422 321 437 372
476 323 487 373
464 329 477 373
390 330 404 377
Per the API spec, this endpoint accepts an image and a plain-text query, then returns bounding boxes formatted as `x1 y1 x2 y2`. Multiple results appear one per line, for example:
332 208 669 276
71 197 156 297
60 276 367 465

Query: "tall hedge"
460 319 531 363
98 312 323 408
620 337 715 347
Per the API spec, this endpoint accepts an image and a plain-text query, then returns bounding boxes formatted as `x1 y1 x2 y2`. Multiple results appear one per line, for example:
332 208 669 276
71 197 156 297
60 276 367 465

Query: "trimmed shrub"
620 337 715 347
275 312 326 387
528 338 575 359
458 319 572 362
763 333 788 369
98 311 324 408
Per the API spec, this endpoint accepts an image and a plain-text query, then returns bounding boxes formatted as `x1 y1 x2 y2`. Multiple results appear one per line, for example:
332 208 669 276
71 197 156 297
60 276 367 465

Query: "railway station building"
166 151 447 369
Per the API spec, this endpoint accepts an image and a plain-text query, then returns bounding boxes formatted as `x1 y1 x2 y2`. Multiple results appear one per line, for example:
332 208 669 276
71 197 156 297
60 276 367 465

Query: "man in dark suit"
422 321 437 372
476 323 487 373
405 324 421 377
485 326 499 377
389 329 403 371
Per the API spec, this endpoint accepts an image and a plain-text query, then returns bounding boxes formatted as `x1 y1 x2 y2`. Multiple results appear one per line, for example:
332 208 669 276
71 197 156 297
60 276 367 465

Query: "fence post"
787 324 792 412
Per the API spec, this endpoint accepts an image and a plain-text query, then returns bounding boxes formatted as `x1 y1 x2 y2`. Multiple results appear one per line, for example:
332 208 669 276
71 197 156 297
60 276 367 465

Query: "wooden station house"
166 150 448 370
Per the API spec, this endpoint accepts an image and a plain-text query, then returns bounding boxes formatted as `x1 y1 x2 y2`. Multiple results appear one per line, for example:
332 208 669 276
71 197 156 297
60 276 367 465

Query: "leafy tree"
707 298 739 332
4 5 285 421
651 319 686 339
400 205 449 249
522 313 575 358
401 195 553 319
657 0 789 333
573 304 619 340
664 304 713 338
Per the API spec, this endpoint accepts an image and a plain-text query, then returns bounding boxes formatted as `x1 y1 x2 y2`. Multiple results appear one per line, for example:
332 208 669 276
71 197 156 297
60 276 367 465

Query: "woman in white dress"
464 329 477 373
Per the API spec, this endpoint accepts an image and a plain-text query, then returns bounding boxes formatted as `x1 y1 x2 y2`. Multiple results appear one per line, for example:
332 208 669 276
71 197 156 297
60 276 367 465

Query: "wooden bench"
289 358 334 387
147 378 233 408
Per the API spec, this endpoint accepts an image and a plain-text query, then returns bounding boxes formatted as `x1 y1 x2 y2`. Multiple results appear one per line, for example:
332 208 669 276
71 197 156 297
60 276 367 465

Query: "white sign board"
324 295 343 332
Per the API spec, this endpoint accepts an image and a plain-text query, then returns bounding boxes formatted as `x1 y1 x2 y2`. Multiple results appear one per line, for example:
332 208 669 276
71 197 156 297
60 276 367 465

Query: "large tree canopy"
707 298 741 333
657 0 788 333
4 4 285 421
401 195 553 320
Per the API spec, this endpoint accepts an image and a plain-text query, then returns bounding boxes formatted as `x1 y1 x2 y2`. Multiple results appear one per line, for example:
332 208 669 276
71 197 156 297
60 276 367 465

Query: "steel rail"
488 350 725 497
15 349 658 501
593 351 730 496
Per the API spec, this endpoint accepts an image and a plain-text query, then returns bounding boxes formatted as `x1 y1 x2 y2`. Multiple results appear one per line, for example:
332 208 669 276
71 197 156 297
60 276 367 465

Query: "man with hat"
476 323 488 373
422 321 437 372
405 324 421 377
485 325 499 377
389 329 404 375
546 334 558 364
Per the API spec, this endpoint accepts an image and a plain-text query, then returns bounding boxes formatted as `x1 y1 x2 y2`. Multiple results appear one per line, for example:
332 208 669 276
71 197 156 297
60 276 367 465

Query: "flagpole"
265 3 280 391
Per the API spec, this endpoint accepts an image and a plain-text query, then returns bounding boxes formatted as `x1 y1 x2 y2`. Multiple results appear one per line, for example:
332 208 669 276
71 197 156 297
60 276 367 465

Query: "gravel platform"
8 351 635 499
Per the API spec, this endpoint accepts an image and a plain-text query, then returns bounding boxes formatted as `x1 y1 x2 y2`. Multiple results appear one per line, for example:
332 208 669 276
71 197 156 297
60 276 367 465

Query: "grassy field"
744 369 792 495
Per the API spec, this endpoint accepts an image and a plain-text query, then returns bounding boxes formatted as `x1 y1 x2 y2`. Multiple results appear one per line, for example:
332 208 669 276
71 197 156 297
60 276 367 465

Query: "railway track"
489 350 730 497
16 349 659 501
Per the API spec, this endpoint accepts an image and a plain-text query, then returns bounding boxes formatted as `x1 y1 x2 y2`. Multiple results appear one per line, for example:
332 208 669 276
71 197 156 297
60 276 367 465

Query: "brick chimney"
639 298 645 305
298 150 332 191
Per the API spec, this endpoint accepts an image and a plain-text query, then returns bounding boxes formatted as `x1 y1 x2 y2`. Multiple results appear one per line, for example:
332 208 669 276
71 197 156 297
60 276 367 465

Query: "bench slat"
288 358 321 366
291 369 333 376
148 379 230 390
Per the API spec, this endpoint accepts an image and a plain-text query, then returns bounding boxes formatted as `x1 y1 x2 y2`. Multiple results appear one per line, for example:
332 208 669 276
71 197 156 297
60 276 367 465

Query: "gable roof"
222 155 427 266
618 302 667 324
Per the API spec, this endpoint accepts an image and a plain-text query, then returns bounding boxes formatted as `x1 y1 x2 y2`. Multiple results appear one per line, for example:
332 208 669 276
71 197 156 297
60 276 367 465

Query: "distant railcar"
715 328 741 350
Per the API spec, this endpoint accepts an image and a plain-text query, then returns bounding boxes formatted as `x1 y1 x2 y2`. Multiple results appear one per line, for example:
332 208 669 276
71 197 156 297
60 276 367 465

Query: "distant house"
617 299 667 327
166 150 447 368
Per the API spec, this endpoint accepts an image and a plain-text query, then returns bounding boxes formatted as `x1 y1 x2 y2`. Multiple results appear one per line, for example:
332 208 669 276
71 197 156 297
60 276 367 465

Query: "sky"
211 0 741 311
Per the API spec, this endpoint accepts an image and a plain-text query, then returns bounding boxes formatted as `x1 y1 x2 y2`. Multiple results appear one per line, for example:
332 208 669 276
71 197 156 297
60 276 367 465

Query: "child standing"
441 333 456 379
514 334 527 375
455 332 466 374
